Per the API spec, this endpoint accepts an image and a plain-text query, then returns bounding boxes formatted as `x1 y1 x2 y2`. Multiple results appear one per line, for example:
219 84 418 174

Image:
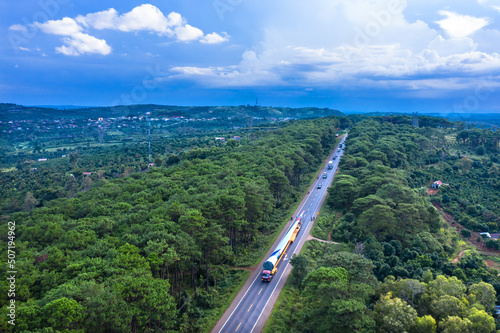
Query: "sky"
2 0 500 114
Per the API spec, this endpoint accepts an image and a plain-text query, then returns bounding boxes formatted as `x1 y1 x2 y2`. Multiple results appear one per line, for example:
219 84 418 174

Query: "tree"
426 275 466 299
468 282 496 312
394 279 426 307
116 274 177 332
300 267 375 332
439 316 471 333
78 282 132 332
412 315 436 333
290 254 312 287
318 251 377 287
79 176 93 192
352 195 386 216
42 297 85 331
430 295 466 321
467 307 495 333
374 293 417 333
358 205 396 241
328 175 359 209
22 191 39 212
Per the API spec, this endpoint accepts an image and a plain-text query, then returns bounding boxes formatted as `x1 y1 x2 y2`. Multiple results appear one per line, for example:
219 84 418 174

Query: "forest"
0 116 345 332
2 109 500 332
266 116 500 332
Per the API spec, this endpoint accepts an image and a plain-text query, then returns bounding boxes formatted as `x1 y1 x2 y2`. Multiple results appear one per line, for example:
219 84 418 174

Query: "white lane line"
248 149 343 333
218 273 260 333
250 257 290 333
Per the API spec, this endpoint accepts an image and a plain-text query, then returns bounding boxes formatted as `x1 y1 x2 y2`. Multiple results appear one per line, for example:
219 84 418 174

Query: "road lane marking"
248 148 343 333
235 323 241 332
248 304 253 312
218 273 260 333
250 260 289 333
258 288 263 295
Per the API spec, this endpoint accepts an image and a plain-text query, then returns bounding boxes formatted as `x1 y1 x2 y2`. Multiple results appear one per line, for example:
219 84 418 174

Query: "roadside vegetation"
267 116 500 332
0 116 346 332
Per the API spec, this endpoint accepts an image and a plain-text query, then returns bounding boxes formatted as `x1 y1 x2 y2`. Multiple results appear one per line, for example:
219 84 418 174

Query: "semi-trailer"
328 161 333 169
261 215 303 282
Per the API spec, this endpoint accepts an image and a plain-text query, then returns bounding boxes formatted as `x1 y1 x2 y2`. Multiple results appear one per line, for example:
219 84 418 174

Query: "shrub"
484 239 500 250
461 229 471 238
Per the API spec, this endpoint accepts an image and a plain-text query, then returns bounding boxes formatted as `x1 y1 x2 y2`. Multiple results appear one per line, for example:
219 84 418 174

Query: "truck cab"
261 270 273 282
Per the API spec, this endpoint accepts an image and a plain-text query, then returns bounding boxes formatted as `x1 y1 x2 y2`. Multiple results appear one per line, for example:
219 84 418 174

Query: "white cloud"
200 32 230 44
174 24 204 42
163 0 500 93
32 17 111 56
75 8 118 30
76 4 175 35
33 17 83 35
436 11 491 38
9 24 27 32
18 46 30 51
74 4 227 43
427 35 476 57
55 33 111 56
21 4 228 56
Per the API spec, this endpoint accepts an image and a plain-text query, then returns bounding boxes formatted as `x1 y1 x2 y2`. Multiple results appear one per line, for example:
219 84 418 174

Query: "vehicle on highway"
317 183 322 189
328 161 333 169
322 172 327 179
262 217 302 282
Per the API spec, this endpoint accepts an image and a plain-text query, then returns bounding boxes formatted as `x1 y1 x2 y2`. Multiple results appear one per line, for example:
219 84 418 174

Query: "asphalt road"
212 136 347 333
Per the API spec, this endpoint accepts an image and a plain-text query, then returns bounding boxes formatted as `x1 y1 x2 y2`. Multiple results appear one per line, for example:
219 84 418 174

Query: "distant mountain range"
0 103 344 122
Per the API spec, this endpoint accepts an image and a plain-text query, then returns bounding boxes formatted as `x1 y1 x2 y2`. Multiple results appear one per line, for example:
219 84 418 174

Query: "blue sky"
2 0 500 113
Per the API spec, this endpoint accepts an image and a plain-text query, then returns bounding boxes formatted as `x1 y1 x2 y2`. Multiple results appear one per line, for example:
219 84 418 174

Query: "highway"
212 135 347 333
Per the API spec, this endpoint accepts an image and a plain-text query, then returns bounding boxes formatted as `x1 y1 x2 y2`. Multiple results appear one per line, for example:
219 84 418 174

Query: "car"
322 173 327 179
337 148 341 152
317 184 322 189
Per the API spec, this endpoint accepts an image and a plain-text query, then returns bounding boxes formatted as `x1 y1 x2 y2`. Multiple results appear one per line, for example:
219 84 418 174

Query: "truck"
262 216 303 282
328 161 333 170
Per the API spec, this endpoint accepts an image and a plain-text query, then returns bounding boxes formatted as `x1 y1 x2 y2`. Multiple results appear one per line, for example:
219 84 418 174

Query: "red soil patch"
427 188 439 195
433 203 500 257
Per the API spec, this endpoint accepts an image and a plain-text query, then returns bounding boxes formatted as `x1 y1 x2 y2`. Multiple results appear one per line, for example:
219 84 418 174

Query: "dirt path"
452 250 468 263
306 234 339 244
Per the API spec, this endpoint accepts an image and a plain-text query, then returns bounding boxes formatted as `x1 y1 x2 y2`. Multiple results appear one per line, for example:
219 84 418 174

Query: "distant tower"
412 112 419 127
255 98 259 107
148 121 152 164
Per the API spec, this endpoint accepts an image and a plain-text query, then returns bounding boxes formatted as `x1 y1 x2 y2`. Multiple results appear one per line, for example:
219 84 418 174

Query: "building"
215 137 226 143
37 158 47 162
431 181 443 190
232 136 241 141
83 172 92 176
